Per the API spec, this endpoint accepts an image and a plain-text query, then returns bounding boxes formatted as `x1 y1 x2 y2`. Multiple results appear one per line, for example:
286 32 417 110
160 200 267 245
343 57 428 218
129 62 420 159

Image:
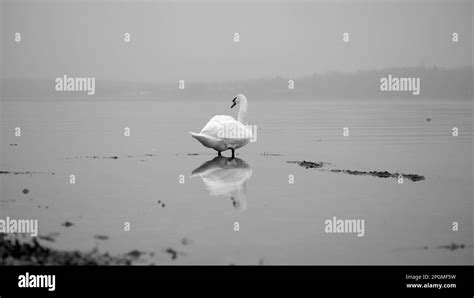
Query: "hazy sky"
1 0 472 82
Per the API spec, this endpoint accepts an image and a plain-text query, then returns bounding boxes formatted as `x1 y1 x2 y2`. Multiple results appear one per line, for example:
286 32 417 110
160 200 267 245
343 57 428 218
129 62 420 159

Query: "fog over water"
1 0 472 82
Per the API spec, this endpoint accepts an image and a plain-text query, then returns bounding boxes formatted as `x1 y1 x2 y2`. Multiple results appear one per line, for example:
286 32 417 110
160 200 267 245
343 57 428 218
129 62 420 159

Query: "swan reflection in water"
191 156 252 211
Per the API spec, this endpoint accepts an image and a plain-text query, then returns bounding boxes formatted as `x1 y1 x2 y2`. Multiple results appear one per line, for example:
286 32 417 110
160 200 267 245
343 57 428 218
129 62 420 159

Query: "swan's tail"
189 131 221 149
189 131 205 142
189 131 209 144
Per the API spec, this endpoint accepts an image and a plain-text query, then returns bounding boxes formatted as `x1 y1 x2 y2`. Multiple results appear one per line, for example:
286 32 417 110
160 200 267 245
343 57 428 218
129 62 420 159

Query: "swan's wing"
201 117 252 140
200 115 236 137
209 115 236 123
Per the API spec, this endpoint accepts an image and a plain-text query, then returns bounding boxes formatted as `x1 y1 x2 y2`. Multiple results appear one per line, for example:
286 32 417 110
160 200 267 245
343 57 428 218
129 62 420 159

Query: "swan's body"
190 94 252 157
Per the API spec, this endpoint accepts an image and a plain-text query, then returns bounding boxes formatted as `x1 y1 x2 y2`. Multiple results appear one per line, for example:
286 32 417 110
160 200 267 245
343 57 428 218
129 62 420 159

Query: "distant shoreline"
2 66 472 102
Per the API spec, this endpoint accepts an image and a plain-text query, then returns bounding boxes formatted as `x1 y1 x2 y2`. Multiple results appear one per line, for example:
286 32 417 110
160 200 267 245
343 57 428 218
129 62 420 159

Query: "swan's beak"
231 97 237 108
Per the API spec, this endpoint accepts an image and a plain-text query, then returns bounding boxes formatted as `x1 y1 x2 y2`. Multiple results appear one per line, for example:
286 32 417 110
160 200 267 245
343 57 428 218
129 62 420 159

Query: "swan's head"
231 94 247 109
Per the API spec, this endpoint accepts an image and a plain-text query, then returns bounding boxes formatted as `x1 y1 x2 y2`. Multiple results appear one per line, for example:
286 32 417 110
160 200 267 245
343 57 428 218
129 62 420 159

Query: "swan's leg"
231 148 235 158
218 151 222 156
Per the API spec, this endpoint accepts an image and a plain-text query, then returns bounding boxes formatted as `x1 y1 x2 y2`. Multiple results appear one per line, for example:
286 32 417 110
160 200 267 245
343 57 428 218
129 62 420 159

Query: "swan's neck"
237 99 248 124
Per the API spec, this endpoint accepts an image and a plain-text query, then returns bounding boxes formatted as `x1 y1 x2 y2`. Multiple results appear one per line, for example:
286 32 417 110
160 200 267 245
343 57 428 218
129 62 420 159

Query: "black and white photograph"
0 0 473 296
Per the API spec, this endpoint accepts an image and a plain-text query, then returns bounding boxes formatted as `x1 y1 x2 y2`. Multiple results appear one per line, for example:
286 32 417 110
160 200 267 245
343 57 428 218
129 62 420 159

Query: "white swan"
190 94 252 158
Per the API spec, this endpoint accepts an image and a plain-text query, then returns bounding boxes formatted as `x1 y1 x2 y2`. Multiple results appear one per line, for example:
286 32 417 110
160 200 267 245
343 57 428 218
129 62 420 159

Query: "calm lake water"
1 100 472 264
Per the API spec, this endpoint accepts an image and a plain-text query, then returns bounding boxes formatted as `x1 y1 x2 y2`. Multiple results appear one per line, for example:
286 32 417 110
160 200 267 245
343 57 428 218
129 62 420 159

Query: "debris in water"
287 160 330 169
329 169 425 182
67 154 157 160
181 238 193 246
163 248 185 260
0 170 55 175
94 235 109 240
261 152 283 157
22 188 30 194
62 221 74 228
127 250 144 258
288 160 425 182
38 235 56 243
437 242 466 251
85 155 118 159
395 242 471 252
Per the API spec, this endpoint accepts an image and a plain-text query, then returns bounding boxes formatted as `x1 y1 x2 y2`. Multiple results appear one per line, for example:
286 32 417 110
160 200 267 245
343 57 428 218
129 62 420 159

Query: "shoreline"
0 234 151 265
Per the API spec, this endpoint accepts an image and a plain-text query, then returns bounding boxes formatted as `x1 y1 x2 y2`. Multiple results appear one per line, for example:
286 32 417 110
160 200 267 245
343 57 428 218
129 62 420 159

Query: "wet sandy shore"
0 234 151 265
